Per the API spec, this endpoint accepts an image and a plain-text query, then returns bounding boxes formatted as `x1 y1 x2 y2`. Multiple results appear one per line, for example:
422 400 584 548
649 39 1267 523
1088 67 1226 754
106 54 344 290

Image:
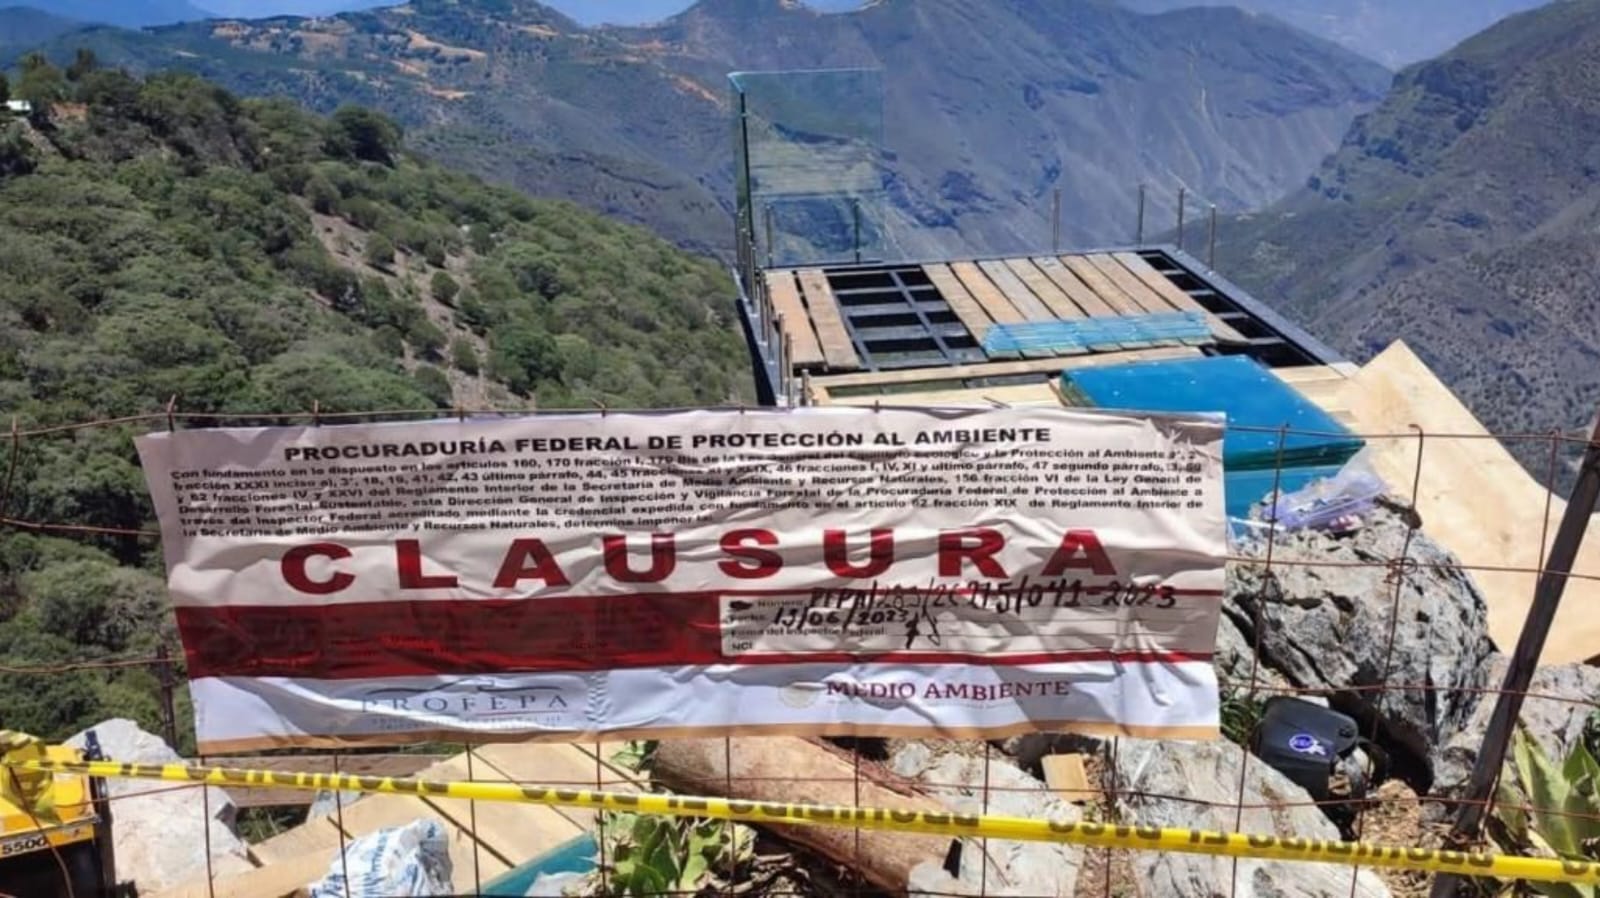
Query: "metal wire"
3 408 1599 898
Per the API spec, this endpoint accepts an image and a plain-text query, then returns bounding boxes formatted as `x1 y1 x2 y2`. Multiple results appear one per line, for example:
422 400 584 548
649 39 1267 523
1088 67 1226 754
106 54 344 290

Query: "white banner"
134 406 1227 753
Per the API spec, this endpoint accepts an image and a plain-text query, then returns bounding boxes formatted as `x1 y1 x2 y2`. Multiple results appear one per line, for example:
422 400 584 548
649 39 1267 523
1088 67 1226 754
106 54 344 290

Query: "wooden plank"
473 741 644 832
978 259 1054 321
224 754 451 808
921 263 996 343
1003 259 1083 320
795 268 862 372
1061 255 1143 316
250 814 342 867
1041 754 1095 804
811 345 1203 393
152 858 333 898
763 270 825 368
1086 253 1178 315
950 261 1026 325
827 382 1066 408
1016 257 1128 351
1113 251 1249 344
1271 364 1352 385
410 753 582 881
1032 256 1120 320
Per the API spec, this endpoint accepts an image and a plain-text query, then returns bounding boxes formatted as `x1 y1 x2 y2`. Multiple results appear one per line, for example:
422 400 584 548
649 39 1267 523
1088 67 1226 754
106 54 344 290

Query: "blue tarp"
982 311 1211 356
1062 355 1364 472
1062 355 1366 520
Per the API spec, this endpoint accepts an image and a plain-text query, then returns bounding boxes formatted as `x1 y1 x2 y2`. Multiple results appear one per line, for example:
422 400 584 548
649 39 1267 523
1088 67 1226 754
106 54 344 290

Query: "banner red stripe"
174 595 1212 680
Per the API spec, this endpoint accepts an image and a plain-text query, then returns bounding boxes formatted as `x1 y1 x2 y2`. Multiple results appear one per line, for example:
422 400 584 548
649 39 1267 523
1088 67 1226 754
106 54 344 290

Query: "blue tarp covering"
1062 355 1363 472
981 312 1211 356
1061 355 1366 518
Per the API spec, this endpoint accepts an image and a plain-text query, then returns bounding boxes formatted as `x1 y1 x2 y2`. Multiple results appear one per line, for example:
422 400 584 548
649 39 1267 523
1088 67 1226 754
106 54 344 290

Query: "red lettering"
1042 530 1116 577
493 539 570 589
603 534 676 583
938 528 1008 578
719 529 781 579
823 529 894 578
396 539 458 589
281 543 355 595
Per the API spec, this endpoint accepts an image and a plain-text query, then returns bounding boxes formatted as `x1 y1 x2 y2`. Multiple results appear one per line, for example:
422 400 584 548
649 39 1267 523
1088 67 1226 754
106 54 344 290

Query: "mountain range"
1120 0 1549 67
2 0 212 27
1207 0 1600 484
12 0 1391 261
0 0 396 26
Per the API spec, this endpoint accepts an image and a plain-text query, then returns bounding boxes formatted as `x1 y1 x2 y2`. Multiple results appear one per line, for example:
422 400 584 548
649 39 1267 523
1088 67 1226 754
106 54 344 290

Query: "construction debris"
65 719 253 894
306 818 453 897
651 737 961 895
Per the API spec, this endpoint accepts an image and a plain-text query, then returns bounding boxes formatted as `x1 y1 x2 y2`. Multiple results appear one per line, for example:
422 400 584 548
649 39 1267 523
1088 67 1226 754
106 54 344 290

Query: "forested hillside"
0 58 750 745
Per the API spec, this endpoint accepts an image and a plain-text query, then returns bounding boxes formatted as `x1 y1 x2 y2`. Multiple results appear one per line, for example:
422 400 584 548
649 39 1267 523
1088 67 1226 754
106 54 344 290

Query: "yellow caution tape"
7 758 1593 886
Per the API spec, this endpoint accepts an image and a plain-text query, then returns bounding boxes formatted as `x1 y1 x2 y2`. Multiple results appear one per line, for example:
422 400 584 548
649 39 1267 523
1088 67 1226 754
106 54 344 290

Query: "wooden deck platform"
765 251 1248 378
810 348 1361 432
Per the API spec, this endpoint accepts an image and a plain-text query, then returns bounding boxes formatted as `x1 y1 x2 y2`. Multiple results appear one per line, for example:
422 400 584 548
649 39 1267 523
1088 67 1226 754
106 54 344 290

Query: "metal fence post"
851 198 862 264
156 642 179 752
1177 187 1186 251
1208 204 1218 268
764 204 775 269
1052 188 1061 253
1136 184 1146 244
1428 414 1600 898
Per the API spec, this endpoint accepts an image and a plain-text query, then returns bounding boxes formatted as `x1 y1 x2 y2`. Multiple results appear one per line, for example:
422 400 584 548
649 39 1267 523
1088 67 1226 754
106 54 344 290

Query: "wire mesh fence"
1 403 1598 898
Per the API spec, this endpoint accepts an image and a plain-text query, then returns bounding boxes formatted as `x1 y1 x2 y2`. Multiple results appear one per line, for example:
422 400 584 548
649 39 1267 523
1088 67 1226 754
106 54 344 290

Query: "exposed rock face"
1227 502 1498 786
1111 738 1392 897
66 719 252 894
892 741 1083 897
1429 655 1600 822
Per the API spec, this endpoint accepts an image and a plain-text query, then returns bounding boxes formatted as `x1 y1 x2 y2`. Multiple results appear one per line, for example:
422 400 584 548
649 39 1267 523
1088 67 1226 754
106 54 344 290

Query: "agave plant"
1492 726 1600 898
582 810 755 898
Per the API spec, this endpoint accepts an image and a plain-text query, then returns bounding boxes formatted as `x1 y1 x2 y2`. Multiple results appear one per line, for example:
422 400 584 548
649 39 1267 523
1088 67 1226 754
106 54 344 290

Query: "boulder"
1429 655 1600 823
66 719 253 894
892 741 1083 897
1111 738 1392 897
1228 500 1497 785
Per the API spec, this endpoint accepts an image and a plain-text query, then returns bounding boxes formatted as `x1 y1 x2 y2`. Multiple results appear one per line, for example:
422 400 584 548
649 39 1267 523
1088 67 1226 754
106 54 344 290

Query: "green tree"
15 53 65 115
450 336 479 375
0 71 9 105
364 233 395 269
408 317 447 359
305 172 340 215
412 364 452 407
0 126 36 179
431 270 460 305
66 48 99 83
324 105 402 166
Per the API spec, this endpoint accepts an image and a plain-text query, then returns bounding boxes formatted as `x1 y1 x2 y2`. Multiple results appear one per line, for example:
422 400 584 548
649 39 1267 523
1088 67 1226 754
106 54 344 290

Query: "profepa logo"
357 682 577 717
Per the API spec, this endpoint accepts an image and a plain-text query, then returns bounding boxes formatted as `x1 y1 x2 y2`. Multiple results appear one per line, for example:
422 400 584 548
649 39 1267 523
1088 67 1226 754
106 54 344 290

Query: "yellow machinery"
1 729 125 897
